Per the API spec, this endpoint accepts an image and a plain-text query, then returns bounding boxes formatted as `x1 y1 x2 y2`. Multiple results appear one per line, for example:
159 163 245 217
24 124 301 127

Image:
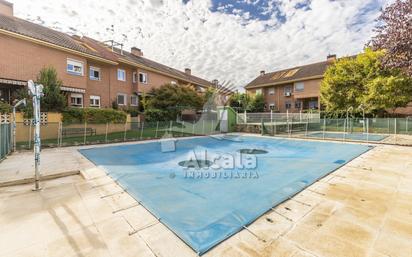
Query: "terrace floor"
0 136 411 257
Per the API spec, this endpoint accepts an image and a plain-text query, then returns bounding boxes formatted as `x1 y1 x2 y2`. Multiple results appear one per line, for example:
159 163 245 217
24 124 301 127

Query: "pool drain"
238 148 268 154
178 159 213 168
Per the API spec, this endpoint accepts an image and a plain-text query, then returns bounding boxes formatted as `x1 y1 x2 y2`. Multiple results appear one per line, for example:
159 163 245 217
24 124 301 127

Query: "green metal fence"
238 117 412 145
15 119 222 150
0 123 11 161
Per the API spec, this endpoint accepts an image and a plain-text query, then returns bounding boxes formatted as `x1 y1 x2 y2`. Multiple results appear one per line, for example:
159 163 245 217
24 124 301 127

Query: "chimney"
184 68 191 75
212 79 218 86
327 54 337 62
260 70 265 76
131 47 143 57
0 0 13 16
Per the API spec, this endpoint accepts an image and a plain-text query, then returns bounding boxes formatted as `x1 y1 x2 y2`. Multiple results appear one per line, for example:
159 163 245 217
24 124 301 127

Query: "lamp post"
28 80 44 191
12 99 26 152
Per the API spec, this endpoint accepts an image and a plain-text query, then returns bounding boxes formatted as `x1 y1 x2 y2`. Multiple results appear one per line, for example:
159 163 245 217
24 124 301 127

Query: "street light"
28 80 44 191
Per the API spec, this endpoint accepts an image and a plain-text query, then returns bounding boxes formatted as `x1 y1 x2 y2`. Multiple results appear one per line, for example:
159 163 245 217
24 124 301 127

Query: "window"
67 59 84 76
294 82 304 92
284 85 292 93
89 67 101 80
117 94 127 105
285 101 292 109
295 101 302 109
269 103 276 110
130 95 138 106
139 72 148 84
268 88 275 95
90 95 100 108
117 69 126 81
132 72 137 83
255 89 262 95
70 93 83 107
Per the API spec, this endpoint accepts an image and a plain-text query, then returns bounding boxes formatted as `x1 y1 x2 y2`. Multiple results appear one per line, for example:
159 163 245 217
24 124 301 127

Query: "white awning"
0 78 27 86
60 86 86 94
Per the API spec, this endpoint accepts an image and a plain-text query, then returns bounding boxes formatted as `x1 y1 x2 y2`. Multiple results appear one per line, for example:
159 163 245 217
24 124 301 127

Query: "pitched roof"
0 13 215 87
0 13 112 61
245 60 330 89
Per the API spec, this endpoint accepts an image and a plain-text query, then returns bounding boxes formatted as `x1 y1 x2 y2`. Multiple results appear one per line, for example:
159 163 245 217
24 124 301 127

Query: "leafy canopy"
369 0 412 76
321 49 412 115
145 83 204 121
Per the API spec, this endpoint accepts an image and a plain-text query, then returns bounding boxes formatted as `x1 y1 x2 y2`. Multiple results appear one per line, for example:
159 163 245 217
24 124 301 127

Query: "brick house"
0 0 220 109
244 55 337 113
245 55 412 115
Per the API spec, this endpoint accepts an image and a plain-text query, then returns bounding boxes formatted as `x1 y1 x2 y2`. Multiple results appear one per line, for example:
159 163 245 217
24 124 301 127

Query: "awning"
60 86 86 94
294 95 319 99
0 78 27 86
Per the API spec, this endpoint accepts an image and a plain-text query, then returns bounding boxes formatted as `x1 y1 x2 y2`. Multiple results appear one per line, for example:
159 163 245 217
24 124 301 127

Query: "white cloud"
9 0 391 90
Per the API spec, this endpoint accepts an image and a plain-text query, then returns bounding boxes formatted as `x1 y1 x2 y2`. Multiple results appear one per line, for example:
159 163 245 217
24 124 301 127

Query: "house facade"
0 0 218 109
245 55 335 113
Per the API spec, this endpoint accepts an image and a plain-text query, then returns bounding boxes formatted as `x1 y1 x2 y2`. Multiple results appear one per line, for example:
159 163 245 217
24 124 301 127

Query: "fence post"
0 121 2 158
270 110 273 124
394 118 397 143
56 122 60 147
211 120 214 134
105 123 108 143
123 120 128 141
323 118 326 140
28 121 32 150
155 121 159 138
366 118 369 143
140 121 145 140
202 120 205 135
192 122 195 135
83 121 87 145
244 110 247 124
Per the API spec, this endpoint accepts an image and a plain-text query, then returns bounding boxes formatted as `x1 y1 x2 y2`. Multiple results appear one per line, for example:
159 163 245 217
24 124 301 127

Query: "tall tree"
321 49 412 115
37 67 67 112
369 0 412 76
145 83 203 121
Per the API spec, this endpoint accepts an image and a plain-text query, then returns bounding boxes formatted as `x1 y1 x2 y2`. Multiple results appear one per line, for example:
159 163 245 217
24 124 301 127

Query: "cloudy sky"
10 0 392 89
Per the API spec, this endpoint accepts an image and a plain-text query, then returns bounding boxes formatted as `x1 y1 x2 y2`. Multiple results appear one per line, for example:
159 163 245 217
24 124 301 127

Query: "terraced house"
245 55 338 113
0 0 215 108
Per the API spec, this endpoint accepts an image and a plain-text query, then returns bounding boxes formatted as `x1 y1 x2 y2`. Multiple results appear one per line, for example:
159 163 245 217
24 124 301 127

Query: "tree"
321 49 412 115
37 67 67 112
145 83 203 121
369 0 412 76
248 93 265 112
228 92 251 112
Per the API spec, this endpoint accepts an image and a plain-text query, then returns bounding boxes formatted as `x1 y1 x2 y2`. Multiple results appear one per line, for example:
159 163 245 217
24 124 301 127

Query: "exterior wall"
0 34 88 90
0 33 209 109
246 78 322 113
109 64 136 108
137 68 178 94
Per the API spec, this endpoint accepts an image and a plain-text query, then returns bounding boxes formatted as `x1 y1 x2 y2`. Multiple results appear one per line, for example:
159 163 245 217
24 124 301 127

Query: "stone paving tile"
1 142 412 257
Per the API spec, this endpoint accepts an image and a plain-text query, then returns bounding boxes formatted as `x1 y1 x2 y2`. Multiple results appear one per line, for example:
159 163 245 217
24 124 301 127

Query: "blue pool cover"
80 136 371 254
306 132 387 141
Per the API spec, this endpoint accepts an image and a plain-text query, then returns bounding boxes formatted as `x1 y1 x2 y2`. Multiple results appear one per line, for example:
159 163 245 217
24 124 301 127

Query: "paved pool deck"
0 137 411 257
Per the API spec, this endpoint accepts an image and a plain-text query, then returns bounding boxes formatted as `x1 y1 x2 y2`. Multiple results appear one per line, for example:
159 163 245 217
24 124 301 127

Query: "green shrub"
0 101 12 114
144 108 173 122
62 108 127 124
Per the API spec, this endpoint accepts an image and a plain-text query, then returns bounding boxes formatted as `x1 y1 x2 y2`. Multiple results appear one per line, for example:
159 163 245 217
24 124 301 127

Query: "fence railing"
0 122 11 160
237 112 320 124
236 117 412 145
14 119 221 150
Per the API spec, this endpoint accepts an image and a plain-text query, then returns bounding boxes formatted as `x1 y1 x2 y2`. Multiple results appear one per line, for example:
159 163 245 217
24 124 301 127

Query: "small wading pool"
80 135 371 254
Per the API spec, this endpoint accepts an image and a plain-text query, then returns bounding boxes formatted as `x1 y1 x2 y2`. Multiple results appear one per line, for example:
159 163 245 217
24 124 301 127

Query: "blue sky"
10 0 391 89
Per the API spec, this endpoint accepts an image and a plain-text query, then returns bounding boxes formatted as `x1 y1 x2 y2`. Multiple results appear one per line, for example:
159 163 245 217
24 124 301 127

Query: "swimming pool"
80 136 371 254
306 132 387 141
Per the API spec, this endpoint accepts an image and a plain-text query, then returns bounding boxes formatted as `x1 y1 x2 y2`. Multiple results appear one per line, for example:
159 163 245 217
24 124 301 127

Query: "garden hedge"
62 108 127 124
